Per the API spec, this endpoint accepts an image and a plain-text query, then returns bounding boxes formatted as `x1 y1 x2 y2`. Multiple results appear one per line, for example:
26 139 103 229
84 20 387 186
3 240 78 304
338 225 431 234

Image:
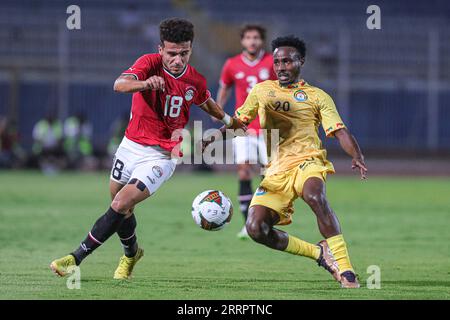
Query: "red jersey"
219 51 276 133
122 53 210 151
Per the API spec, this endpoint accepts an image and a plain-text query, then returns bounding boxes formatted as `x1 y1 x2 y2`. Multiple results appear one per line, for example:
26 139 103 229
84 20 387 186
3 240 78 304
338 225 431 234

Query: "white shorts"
110 137 177 194
233 134 268 165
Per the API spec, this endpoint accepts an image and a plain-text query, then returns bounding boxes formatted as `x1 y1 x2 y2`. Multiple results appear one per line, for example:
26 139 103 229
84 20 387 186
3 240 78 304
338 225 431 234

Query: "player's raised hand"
144 76 165 91
352 156 368 180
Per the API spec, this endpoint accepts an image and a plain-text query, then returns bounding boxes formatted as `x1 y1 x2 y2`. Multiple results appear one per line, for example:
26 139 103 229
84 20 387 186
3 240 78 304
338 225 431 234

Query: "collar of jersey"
279 79 307 89
163 65 188 79
240 50 265 67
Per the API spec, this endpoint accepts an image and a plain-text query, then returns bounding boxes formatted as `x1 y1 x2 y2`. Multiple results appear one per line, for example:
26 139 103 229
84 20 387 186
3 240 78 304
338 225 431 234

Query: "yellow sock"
284 235 320 260
326 234 354 273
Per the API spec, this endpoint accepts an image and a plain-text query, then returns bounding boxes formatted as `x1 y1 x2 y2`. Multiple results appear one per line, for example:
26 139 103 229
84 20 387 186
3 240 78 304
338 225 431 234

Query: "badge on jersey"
184 86 195 102
259 68 270 80
255 187 267 196
235 72 245 79
293 90 308 102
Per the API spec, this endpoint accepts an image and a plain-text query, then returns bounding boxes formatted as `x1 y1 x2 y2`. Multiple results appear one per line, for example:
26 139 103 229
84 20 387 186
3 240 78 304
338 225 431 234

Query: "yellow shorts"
250 158 335 225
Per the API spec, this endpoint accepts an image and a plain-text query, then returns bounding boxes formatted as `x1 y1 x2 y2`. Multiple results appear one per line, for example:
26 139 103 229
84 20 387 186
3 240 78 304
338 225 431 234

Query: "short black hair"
271 35 306 58
240 24 266 40
159 18 194 44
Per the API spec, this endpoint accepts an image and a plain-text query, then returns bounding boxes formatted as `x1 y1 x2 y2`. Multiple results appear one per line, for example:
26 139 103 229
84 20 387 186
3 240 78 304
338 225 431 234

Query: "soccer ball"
191 190 233 231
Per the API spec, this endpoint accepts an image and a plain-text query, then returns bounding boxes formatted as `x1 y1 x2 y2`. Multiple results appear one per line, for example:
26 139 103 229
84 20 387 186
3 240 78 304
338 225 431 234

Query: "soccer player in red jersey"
216 25 277 239
50 18 246 279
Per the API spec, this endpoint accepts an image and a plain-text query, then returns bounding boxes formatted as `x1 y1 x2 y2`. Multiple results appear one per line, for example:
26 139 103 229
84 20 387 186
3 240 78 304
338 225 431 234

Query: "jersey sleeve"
317 90 346 137
235 85 259 124
219 59 234 87
122 55 154 81
193 76 212 106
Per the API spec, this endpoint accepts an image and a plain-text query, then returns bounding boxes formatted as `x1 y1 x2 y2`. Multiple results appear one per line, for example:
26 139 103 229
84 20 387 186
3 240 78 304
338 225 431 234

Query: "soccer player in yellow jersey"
205 36 367 288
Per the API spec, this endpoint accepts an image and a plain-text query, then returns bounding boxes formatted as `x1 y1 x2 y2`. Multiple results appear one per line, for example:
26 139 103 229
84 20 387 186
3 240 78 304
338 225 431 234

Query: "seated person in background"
32 113 64 174
0 116 25 168
64 113 96 170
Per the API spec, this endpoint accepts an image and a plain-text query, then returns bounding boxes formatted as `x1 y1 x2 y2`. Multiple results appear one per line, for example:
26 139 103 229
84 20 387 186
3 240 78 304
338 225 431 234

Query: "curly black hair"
240 24 266 40
159 18 194 44
271 35 306 58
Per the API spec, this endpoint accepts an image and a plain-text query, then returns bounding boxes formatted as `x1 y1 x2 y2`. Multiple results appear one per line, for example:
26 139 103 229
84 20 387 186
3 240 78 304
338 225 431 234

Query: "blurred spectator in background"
0 116 26 168
102 112 130 170
118 4 141 33
63 113 96 170
32 113 64 174
107 112 129 158
314 33 338 80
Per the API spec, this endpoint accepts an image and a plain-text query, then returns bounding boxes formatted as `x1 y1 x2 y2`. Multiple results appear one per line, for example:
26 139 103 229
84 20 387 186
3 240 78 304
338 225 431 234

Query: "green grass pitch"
0 170 449 299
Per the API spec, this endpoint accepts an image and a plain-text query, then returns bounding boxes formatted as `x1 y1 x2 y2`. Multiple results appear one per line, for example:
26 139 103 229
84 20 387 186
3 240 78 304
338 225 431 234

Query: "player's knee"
304 192 327 210
111 197 134 214
246 219 268 243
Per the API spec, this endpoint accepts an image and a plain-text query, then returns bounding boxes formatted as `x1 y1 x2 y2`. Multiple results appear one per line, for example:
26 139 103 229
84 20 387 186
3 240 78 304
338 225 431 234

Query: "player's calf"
117 214 139 258
302 178 342 238
70 206 127 265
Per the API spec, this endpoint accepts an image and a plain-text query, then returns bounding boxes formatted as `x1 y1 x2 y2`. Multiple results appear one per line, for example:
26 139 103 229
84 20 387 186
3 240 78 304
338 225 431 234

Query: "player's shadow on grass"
79 276 346 291
383 280 450 287
122 277 341 291
79 277 133 286
133 277 332 284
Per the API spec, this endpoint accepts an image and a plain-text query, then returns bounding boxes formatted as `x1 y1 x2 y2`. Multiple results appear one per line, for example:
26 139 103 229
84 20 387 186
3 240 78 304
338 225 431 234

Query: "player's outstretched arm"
199 124 247 153
198 98 247 153
334 128 368 179
211 85 232 122
199 98 246 131
113 75 165 93
216 85 232 112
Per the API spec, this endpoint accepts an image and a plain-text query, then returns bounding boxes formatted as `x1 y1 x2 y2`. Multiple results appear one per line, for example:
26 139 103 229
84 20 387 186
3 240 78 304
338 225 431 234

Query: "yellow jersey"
235 80 346 176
